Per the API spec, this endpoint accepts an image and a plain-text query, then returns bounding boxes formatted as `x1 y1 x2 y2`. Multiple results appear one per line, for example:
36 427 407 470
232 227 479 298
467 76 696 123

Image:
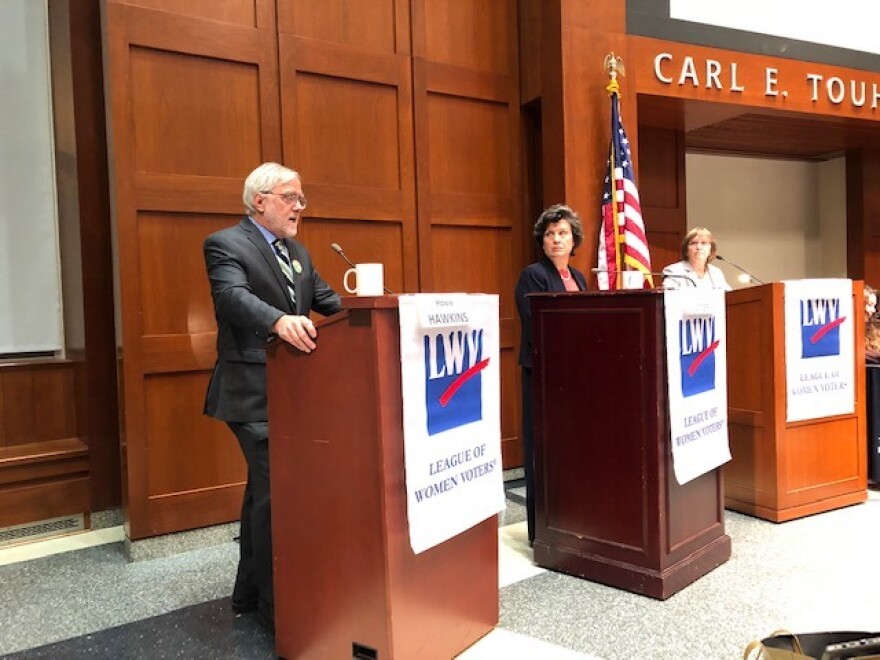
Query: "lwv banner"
398 294 505 554
664 288 732 485
784 279 854 422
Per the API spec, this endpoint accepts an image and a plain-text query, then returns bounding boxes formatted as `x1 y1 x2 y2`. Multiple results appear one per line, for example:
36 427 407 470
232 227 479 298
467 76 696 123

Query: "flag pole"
605 53 625 290
604 57 626 289
602 52 654 290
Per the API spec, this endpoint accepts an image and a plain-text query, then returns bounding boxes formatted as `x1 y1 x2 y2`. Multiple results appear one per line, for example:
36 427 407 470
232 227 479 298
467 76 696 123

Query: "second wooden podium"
530 290 731 600
266 297 498 659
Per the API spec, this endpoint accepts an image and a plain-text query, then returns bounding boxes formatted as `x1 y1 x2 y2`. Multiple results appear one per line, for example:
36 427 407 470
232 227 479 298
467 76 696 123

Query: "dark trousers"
521 367 535 543
227 421 273 621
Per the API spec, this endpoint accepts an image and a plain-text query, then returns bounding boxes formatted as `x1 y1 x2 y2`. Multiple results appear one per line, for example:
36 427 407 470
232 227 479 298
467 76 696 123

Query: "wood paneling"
118 0 262 27
297 218 405 297
427 97 512 197
0 363 77 449
137 213 226 337
847 149 880 285
423 2 511 74
278 6 417 293
62 0 121 511
413 0 523 468
103 0 279 538
638 124 687 273
518 0 542 104
0 408 88 528
553 20 630 272
129 49 264 176
278 0 400 53
102 0 529 539
144 373 244 496
294 74 402 190
430 227 517 319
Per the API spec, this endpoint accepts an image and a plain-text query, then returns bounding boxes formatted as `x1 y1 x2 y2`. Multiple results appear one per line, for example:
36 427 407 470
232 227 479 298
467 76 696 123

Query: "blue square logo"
424 330 487 436
800 298 842 359
679 317 718 398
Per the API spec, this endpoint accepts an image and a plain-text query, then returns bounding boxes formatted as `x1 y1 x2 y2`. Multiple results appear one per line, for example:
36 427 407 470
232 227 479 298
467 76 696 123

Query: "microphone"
591 268 695 287
330 242 395 294
715 255 764 285
330 242 356 268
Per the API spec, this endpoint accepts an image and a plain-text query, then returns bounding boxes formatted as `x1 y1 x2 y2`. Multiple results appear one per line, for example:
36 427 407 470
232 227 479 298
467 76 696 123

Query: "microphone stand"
715 255 764 285
330 243 394 294
592 268 695 287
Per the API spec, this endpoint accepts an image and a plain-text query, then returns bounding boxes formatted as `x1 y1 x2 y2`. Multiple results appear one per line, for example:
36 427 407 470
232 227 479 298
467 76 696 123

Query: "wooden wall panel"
298 219 405 296
0 362 85 528
413 0 523 468
137 213 225 337
144 373 245 496
846 149 880 284
0 363 77 449
278 5 417 293
638 125 687 271
294 75 402 190
427 96 511 199
103 0 281 538
60 0 121 511
423 3 511 74
101 0 528 538
117 0 263 26
129 49 264 176
280 0 398 53
518 0 542 104
0 475 89 529
430 227 516 315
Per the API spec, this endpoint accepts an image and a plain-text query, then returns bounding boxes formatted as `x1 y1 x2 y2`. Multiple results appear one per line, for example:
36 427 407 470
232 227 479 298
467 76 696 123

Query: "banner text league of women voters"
398 294 505 554
664 288 732 485
784 279 854 422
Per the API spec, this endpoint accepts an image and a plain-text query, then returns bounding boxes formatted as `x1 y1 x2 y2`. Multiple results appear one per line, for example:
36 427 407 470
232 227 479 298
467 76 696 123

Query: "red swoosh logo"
439 358 490 407
687 340 720 377
810 316 845 344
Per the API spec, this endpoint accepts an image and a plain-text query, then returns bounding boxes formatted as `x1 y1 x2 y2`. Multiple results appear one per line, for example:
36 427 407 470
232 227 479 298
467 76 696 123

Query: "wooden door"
102 0 280 538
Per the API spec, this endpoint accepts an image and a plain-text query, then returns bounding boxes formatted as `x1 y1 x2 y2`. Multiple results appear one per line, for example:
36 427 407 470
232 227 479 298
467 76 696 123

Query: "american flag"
597 89 653 290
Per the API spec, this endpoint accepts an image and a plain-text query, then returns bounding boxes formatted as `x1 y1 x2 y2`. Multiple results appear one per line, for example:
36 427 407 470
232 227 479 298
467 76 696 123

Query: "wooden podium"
725 282 867 522
530 290 730 600
266 296 498 660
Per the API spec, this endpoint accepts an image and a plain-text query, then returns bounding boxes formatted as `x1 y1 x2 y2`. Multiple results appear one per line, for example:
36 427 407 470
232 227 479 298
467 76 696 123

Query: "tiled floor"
1 481 879 659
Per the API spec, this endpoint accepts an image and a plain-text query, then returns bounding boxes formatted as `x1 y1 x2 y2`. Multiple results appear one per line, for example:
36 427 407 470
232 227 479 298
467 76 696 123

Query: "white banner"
664 289 732 485
398 294 505 554
784 279 855 422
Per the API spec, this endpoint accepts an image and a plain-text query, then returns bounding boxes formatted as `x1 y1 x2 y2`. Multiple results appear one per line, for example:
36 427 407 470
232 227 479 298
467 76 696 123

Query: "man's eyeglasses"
262 191 308 209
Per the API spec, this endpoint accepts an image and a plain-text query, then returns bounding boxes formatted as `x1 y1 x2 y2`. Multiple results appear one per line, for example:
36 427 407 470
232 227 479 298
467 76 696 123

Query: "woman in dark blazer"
514 204 587 545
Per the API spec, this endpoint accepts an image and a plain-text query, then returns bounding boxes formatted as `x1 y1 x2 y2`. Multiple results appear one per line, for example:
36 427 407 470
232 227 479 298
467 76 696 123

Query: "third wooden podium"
530 289 730 599
266 296 498 659
724 282 867 522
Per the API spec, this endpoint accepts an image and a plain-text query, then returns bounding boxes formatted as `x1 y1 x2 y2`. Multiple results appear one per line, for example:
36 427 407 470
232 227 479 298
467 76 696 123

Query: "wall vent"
0 514 84 549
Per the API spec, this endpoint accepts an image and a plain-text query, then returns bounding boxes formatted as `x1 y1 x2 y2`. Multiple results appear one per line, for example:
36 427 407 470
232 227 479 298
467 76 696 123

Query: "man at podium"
202 162 342 631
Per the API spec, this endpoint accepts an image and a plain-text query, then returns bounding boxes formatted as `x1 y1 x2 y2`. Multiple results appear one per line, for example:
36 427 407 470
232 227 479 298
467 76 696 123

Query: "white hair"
242 162 300 214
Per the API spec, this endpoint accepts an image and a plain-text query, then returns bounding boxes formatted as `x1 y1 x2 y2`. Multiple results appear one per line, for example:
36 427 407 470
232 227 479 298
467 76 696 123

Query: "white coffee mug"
343 263 384 296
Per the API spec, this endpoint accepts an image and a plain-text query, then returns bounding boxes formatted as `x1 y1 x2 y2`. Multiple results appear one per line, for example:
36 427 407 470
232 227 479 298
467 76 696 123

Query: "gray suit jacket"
203 217 341 422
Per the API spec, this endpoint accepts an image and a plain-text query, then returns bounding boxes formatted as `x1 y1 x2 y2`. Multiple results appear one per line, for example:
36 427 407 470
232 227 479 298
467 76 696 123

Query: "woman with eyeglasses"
662 227 731 290
514 204 587 546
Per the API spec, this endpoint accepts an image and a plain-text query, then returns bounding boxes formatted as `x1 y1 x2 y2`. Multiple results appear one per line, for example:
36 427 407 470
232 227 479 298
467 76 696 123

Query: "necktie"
272 239 297 307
